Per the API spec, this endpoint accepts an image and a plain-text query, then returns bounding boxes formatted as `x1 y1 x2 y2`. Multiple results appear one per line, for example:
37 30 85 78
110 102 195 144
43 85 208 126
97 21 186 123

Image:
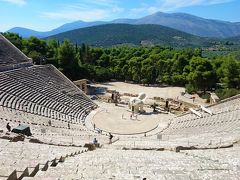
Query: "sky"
0 0 240 32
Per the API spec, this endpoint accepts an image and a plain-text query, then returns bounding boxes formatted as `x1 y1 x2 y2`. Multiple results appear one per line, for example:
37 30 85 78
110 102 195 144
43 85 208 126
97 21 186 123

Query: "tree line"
3 32 240 98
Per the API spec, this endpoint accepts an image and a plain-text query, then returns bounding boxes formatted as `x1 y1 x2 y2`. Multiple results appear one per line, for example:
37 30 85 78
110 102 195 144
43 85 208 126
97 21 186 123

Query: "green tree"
57 39 80 79
141 58 154 84
47 39 58 58
220 57 240 88
128 57 143 83
23 36 47 64
187 57 216 92
97 53 110 67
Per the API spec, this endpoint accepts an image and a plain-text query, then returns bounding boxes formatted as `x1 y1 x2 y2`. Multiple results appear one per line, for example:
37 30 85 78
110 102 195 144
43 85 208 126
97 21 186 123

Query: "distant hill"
7 21 107 38
132 12 240 38
46 24 216 47
7 27 44 38
7 12 240 38
49 20 106 35
227 35 240 43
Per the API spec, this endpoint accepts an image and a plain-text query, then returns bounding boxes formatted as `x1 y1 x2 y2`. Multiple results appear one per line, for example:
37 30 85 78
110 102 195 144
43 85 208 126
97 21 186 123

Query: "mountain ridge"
45 23 218 47
7 11 240 38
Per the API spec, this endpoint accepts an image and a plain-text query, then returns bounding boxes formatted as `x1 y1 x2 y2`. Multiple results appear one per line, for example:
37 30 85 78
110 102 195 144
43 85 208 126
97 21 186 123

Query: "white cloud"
130 0 233 15
0 0 26 6
41 0 123 21
42 10 110 21
158 0 233 11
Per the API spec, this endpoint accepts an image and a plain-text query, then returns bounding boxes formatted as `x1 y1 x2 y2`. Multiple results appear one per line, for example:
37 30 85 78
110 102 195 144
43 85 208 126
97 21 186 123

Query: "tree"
187 57 216 92
47 39 58 58
57 39 80 79
128 57 143 83
220 57 240 88
141 58 154 84
97 53 110 67
80 43 90 64
23 36 47 64
95 66 111 81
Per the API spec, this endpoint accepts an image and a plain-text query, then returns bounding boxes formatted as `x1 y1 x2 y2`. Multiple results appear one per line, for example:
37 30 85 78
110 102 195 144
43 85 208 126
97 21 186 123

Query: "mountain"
49 20 106 35
133 12 240 38
45 24 215 47
7 12 240 38
7 27 44 38
7 21 107 38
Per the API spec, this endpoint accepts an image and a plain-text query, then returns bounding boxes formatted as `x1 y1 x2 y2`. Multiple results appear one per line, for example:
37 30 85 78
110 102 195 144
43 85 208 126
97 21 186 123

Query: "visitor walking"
6 123 11 132
109 133 113 144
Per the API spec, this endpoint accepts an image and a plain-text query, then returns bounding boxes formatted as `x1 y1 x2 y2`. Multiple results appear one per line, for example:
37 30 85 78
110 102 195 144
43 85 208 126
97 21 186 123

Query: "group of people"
93 132 114 147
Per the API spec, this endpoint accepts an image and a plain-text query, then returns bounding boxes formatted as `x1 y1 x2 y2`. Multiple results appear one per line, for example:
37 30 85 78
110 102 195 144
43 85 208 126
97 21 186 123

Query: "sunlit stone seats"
34 149 240 179
0 138 87 179
0 65 96 124
161 95 240 137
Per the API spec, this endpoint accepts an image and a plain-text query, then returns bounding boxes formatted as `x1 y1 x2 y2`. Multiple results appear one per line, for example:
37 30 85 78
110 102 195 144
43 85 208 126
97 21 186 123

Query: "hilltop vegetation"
46 24 216 47
3 32 240 99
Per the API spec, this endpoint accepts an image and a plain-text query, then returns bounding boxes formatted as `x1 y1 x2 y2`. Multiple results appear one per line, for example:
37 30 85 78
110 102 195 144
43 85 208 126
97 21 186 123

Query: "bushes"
185 84 196 94
215 88 240 100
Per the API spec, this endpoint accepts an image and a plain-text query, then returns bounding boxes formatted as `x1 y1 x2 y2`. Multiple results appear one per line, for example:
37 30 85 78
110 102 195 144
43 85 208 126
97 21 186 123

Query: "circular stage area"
92 102 163 135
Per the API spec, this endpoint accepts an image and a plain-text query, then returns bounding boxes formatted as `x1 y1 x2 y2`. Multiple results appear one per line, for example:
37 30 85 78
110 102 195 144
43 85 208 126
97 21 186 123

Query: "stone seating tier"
0 138 87 179
34 149 240 179
0 65 96 122
0 34 31 68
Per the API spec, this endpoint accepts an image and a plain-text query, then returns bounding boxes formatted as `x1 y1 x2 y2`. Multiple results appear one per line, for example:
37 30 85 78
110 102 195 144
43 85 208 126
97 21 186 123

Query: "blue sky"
0 0 239 32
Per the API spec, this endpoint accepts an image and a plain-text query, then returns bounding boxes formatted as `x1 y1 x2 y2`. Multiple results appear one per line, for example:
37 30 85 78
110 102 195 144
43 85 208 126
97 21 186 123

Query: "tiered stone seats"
111 95 240 150
0 34 108 179
1 33 240 179
0 138 87 179
208 95 240 113
182 145 240 168
0 65 96 123
0 46 103 146
0 106 109 146
33 149 239 179
161 95 240 137
0 34 32 71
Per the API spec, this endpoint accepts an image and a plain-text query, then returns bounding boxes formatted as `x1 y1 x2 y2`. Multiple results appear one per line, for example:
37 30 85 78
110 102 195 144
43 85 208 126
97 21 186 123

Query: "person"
152 102 157 112
131 106 134 113
165 100 169 108
6 123 11 132
111 93 114 100
48 120 51 126
68 122 70 129
93 138 98 144
93 123 96 130
165 100 169 111
109 133 113 144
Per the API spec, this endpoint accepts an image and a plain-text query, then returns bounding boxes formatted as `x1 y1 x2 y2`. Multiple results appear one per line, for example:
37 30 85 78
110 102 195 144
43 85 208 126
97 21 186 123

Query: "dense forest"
3 32 240 99
46 24 214 47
